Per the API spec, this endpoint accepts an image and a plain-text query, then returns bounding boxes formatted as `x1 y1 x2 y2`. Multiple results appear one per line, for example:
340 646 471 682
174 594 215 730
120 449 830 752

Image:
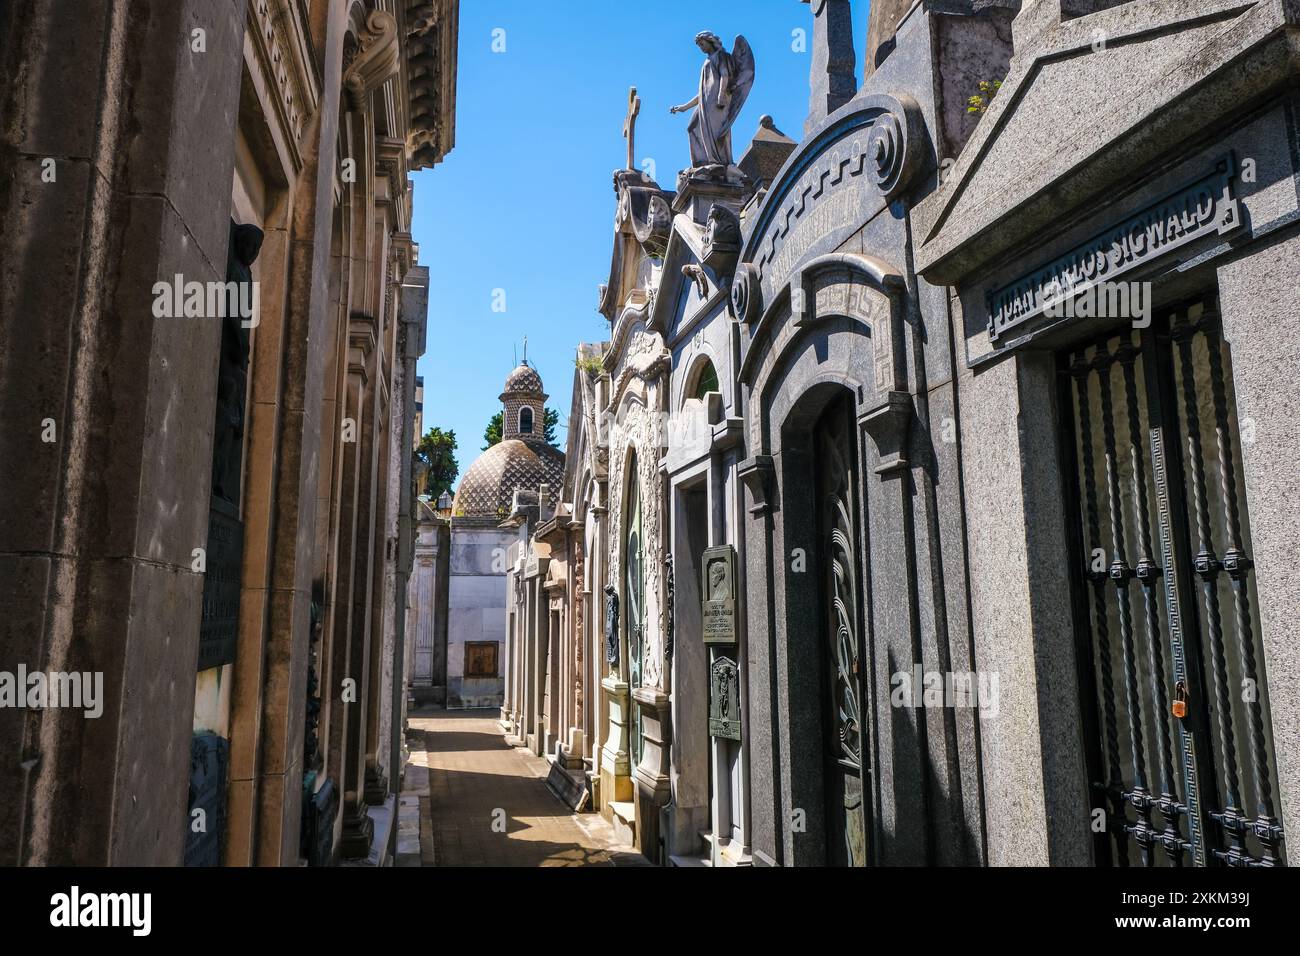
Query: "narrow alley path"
407 710 645 867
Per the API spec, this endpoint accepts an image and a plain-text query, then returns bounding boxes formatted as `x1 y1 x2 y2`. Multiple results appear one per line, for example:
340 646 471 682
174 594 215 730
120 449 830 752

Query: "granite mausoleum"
497 0 1298 868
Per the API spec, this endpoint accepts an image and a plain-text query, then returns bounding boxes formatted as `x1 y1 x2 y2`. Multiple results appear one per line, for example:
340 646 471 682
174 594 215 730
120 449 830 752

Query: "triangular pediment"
914 0 1289 282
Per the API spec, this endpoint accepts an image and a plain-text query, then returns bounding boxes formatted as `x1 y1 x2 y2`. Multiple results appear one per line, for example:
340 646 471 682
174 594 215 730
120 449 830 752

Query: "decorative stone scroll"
344 10 400 109
742 93 925 293
729 262 761 323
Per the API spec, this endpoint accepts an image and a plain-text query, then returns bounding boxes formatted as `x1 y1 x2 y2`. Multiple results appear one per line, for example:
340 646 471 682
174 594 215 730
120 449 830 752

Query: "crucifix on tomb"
622 86 640 170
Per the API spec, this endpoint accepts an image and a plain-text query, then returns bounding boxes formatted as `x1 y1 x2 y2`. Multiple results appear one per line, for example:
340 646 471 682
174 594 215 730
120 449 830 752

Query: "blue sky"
410 1 871 484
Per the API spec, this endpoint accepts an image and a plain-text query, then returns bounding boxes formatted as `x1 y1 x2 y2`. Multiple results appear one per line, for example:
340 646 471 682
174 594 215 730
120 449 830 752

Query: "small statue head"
230 222 264 268
695 31 721 54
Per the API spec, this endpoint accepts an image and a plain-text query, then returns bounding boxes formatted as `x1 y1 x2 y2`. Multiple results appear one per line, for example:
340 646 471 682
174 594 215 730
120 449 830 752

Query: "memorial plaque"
184 732 229 867
709 655 741 740
702 545 736 645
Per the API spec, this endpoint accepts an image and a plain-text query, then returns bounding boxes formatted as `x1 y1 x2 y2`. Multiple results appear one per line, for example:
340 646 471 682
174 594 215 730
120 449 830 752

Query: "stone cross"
623 86 640 170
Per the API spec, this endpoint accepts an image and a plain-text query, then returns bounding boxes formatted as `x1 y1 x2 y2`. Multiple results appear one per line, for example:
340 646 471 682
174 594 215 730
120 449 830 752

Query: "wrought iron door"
625 454 645 768
1062 294 1285 867
814 394 869 867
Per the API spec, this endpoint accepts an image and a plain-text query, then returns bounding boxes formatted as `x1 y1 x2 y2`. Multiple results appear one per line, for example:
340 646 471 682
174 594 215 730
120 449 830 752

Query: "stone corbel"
738 455 775 515
711 417 745 451
858 391 912 476
682 264 709 298
344 11 400 110
701 203 741 278
348 312 377 380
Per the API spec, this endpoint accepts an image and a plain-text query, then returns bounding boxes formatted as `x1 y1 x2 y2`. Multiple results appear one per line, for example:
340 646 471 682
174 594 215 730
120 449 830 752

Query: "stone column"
959 352 1092 865
633 686 672 861
1216 233 1300 846
565 532 586 768
340 316 379 857
364 369 393 804
599 677 633 816
324 341 367 803
225 1 350 865
0 0 245 866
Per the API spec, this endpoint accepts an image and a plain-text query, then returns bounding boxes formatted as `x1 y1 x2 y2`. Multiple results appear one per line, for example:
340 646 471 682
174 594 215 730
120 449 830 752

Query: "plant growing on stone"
967 79 1002 114
575 355 604 377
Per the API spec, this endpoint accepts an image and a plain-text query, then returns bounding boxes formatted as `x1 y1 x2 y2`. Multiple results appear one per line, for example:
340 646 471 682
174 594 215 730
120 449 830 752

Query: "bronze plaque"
702 545 735 645
709 655 741 740
465 641 499 678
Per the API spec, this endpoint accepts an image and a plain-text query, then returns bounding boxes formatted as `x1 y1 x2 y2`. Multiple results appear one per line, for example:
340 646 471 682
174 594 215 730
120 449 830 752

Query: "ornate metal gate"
815 393 869 867
1062 293 1285 867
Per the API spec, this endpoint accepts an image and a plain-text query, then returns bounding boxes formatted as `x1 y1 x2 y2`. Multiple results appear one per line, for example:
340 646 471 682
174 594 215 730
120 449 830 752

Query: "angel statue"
670 32 755 169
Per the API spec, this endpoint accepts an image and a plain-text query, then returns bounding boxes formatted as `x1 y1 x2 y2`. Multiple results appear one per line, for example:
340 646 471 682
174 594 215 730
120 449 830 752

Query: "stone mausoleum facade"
500 0 1299 869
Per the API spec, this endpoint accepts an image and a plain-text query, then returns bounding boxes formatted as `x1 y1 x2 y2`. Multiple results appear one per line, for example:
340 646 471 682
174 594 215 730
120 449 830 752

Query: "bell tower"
501 361 547 442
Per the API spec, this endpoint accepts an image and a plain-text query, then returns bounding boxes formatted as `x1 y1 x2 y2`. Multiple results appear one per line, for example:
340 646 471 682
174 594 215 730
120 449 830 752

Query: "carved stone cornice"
406 0 459 168
344 10 401 110
390 231 415 277
248 0 320 172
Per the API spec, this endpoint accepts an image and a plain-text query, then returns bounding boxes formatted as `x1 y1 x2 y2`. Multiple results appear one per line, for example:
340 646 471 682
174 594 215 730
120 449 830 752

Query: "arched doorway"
813 391 869 867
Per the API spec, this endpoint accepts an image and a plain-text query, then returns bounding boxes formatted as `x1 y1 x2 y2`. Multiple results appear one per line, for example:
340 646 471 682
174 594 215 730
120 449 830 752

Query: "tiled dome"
453 438 564 518
503 363 543 395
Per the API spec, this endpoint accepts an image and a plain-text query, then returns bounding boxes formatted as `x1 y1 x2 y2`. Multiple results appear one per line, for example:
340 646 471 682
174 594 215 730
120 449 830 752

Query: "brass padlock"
1171 680 1188 719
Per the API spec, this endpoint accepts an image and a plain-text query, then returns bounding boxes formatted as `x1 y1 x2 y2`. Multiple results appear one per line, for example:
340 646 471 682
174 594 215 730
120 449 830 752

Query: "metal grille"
1062 294 1285 867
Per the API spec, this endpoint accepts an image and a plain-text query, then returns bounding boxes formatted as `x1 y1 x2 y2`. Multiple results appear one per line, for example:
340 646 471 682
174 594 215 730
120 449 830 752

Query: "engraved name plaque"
702 545 736 645
986 154 1242 345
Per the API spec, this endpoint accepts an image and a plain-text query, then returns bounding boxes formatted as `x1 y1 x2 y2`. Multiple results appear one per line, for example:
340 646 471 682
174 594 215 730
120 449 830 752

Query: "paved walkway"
408 709 644 867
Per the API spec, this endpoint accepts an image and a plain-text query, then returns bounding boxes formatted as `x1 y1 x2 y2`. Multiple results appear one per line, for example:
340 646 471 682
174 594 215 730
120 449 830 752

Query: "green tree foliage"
482 411 503 450
544 407 560 446
415 426 458 498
